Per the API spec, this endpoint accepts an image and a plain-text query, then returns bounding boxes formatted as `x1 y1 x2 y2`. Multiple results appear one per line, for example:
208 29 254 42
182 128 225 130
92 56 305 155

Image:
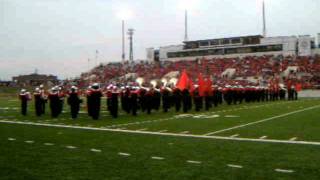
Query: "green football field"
1 95 320 180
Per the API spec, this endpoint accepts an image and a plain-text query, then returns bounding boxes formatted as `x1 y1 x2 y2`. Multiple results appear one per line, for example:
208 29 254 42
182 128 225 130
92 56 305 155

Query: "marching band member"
130 86 139 116
161 86 171 113
110 86 119 118
172 87 182 112
67 86 82 119
19 89 31 116
58 86 66 115
48 87 60 118
86 86 93 117
33 87 43 116
39 84 47 115
87 83 102 120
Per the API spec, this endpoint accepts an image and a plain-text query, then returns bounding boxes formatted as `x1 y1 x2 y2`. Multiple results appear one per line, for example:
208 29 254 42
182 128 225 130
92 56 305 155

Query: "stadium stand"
78 55 320 89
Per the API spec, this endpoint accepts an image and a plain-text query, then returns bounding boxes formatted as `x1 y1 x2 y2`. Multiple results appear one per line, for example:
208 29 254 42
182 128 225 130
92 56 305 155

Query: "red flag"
176 70 190 91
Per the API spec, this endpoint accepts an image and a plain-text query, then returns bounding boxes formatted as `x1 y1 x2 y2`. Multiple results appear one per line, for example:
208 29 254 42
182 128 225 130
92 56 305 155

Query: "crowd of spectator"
78 55 320 89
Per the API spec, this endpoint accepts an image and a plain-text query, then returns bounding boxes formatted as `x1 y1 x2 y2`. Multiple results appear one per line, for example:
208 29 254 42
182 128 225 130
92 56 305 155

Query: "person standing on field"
19 89 31 116
33 87 43 117
88 83 102 120
67 86 82 119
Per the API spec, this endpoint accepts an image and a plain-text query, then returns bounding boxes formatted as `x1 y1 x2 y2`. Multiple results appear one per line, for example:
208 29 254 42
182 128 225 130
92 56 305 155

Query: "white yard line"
25 140 34 144
90 148 102 153
44 143 54 146
2 118 320 146
66 146 77 149
151 156 164 160
230 134 239 138
8 138 16 141
187 160 202 164
118 152 130 156
259 136 267 139
275 169 294 173
204 105 320 136
227 164 243 168
290 137 298 141
225 115 240 118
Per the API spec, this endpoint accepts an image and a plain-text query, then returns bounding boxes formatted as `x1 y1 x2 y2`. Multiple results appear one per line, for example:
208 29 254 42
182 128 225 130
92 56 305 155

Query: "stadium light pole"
117 8 132 63
262 0 267 37
127 28 135 62
179 0 199 42
122 20 125 63
184 9 188 42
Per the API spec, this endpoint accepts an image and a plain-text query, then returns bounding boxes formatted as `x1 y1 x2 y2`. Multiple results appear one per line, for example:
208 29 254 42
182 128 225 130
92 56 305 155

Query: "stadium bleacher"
79 55 320 89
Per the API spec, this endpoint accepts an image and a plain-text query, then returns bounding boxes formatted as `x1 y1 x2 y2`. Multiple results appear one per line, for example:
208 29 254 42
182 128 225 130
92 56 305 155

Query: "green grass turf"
0 96 268 127
1 96 320 179
2 97 319 139
119 100 320 135
218 102 320 141
1 123 320 180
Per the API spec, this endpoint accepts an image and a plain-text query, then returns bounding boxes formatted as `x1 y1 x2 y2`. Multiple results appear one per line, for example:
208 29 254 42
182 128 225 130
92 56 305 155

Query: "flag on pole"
176 70 190 91
176 70 188 90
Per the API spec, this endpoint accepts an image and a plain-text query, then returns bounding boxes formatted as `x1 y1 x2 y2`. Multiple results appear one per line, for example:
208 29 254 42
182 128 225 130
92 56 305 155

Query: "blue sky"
1 0 319 80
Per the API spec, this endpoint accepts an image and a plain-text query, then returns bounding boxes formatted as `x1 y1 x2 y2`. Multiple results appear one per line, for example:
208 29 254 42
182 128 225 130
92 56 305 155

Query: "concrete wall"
298 35 314 56
312 48 320 55
261 36 297 52
299 90 320 98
